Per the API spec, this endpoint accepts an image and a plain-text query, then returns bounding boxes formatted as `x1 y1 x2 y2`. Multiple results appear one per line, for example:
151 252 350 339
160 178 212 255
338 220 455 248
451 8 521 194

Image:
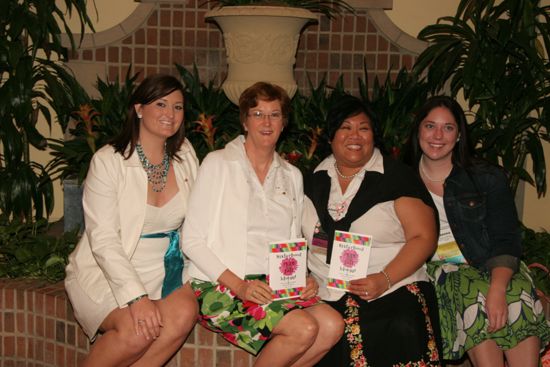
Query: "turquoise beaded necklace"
136 142 170 192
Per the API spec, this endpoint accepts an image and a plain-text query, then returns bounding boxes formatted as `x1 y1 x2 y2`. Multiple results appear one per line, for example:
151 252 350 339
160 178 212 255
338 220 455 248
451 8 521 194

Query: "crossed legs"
81 283 198 367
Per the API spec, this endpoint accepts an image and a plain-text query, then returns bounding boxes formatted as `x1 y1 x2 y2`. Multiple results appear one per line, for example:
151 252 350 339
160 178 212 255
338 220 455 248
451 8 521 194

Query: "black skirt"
317 281 443 367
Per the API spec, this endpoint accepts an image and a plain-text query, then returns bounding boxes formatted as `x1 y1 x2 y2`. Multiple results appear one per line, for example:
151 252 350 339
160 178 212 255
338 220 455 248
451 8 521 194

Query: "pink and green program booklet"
268 238 307 300
327 230 372 291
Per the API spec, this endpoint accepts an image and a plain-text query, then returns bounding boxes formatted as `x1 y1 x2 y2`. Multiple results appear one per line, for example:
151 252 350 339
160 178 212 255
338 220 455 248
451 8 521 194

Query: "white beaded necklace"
419 155 452 183
334 161 361 180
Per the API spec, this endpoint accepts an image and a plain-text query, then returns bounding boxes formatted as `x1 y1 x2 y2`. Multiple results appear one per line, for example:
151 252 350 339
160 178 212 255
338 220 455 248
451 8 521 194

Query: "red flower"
285 151 303 164
390 146 400 159
245 304 267 321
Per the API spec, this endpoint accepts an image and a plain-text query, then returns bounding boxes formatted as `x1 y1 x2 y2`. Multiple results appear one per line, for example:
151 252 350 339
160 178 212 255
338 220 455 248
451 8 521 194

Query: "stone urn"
206 6 317 104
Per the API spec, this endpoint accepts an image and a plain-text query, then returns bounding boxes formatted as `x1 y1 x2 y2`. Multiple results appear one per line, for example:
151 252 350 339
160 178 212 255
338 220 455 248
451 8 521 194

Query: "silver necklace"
334 161 360 180
419 156 451 182
136 143 170 192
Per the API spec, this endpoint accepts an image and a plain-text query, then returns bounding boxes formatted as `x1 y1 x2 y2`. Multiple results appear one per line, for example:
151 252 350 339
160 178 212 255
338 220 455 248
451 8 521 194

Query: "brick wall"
65 0 424 96
0 279 260 367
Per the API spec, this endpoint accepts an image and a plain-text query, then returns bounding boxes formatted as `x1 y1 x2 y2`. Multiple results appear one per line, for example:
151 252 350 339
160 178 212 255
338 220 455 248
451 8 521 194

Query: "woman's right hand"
236 280 273 304
129 297 163 340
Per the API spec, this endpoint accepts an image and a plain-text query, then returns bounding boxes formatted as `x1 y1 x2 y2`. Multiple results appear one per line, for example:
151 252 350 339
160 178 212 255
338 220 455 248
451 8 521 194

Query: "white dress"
65 191 186 338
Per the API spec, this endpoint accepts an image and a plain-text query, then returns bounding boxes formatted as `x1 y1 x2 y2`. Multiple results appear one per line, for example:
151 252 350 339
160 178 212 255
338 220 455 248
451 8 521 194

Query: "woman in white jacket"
65 74 199 366
182 82 344 367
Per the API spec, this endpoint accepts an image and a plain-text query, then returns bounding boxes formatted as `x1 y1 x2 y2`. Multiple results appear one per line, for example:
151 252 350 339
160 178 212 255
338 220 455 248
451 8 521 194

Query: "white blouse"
303 149 429 301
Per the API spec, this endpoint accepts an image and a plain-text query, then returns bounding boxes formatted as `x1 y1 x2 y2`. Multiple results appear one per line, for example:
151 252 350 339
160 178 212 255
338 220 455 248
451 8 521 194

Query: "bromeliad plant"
280 75 347 172
48 70 138 185
413 0 550 197
176 63 240 160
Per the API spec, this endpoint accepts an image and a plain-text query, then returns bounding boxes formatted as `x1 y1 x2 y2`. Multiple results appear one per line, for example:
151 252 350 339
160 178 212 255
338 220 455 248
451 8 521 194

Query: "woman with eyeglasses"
182 82 344 366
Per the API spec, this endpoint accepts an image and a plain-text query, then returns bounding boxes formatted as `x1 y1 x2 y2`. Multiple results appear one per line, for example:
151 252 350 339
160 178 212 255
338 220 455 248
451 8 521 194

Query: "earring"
457 136 461 142
137 113 142 119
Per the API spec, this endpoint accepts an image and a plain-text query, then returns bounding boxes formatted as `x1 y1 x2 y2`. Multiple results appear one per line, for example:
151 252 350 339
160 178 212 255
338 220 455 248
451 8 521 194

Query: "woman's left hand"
486 286 508 333
300 276 319 300
348 273 388 301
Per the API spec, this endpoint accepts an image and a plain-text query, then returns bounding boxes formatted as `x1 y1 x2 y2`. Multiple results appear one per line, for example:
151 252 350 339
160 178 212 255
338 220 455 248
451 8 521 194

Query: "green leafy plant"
413 0 550 197
359 66 429 159
521 226 550 296
48 70 139 184
280 75 347 173
0 0 94 221
0 216 79 282
204 0 355 19
176 63 240 161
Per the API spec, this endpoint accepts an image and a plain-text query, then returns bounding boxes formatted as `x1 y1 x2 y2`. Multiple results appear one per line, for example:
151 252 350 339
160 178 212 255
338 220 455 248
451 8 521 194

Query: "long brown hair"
111 74 187 161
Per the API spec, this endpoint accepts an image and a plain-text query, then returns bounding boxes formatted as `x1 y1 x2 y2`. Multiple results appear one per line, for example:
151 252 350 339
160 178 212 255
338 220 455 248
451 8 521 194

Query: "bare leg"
504 336 540 367
131 283 198 366
253 309 319 367
82 308 154 366
82 284 197 367
290 304 344 367
467 340 504 367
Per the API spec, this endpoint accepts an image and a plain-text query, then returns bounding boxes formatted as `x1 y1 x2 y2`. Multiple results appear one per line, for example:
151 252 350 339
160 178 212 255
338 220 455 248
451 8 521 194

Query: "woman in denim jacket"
404 96 550 367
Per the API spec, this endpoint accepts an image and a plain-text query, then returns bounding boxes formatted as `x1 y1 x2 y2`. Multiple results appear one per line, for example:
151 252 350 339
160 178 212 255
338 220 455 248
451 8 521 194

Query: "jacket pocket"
456 193 487 222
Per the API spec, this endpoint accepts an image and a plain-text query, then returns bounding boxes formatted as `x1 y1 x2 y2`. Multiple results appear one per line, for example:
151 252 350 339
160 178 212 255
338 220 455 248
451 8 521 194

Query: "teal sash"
140 230 183 298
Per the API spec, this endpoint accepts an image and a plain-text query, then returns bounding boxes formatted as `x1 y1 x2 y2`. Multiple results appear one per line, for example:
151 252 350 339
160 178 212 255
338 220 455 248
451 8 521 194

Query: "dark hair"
326 94 385 152
111 74 186 161
403 95 474 169
238 81 291 128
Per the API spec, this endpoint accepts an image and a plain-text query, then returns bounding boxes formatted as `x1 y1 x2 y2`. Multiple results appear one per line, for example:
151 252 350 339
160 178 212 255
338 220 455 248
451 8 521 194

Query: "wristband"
127 294 147 306
380 270 392 290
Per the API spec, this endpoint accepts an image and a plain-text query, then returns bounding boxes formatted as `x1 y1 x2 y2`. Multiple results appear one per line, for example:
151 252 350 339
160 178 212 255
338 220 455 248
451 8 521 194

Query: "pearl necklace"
334 161 360 180
419 156 451 183
136 143 170 192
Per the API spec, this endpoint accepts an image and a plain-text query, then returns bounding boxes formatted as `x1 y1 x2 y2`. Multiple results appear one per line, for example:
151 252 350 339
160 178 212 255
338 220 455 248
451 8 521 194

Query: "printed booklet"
327 230 372 291
268 238 307 300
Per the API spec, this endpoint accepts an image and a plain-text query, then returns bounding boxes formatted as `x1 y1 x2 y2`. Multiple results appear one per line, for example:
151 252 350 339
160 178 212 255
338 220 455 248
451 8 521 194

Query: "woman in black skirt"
302 95 443 366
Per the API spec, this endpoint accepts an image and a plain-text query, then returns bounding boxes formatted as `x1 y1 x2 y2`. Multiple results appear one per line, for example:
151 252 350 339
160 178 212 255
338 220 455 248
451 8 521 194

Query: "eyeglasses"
247 111 283 121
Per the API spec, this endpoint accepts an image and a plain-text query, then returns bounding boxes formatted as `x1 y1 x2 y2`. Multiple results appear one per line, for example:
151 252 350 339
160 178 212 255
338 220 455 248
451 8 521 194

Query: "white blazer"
64 139 198 307
182 136 303 282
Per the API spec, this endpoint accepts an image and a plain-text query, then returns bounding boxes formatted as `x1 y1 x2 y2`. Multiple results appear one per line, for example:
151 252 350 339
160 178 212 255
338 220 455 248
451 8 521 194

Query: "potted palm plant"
0 0 93 222
204 0 354 104
413 0 550 197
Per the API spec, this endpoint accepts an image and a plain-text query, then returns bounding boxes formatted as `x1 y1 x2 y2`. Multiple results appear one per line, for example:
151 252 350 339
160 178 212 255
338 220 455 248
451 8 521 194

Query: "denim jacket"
443 163 521 273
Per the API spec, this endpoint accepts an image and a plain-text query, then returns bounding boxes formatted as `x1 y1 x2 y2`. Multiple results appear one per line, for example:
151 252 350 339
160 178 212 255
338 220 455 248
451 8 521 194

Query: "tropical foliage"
177 64 240 160
0 216 79 282
0 0 94 221
48 70 138 184
414 0 550 197
522 226 550 296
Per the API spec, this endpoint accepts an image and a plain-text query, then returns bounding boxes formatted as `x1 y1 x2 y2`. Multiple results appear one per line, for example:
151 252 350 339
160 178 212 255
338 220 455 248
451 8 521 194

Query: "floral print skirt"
427 261 550 361
317 281 442 367
191 275 322 355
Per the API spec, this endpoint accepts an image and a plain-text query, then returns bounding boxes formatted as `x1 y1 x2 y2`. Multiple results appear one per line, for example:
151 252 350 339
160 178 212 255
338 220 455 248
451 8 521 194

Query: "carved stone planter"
206 6 317 104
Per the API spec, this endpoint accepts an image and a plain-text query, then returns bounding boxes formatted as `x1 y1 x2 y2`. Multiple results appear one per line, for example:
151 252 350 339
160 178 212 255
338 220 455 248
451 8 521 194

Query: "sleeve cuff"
485 255 520 273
